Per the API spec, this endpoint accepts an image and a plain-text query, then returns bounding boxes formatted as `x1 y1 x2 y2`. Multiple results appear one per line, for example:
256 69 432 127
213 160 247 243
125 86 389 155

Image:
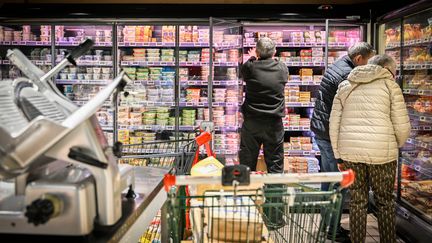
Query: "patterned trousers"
344 161 397 243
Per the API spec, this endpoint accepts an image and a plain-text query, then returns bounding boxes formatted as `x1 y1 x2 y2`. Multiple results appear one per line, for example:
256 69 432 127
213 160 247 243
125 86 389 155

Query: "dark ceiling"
0 0 422 22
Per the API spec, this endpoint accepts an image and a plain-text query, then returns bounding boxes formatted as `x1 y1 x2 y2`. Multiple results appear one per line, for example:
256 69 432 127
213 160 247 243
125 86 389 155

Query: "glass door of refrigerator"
116 24 177 153
378 19 403 201
398 7 432 223
242 23 326 173
54 24 115 144
178 24 210 142
211 18 242 166
0 24 53 80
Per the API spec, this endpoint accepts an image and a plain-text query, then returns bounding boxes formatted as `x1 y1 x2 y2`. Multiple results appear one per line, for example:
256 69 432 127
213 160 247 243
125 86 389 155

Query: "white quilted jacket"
329 64 411 164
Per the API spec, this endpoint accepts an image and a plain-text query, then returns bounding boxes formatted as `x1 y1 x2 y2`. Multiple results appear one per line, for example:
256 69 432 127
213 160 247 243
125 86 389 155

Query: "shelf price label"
12 41 19 45
418 90 425 95
303 151 311 156
147 102 154 106
186 102 193 107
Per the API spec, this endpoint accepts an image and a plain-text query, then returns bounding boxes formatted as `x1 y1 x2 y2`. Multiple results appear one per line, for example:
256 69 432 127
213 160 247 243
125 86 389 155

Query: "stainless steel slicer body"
0 40 133 236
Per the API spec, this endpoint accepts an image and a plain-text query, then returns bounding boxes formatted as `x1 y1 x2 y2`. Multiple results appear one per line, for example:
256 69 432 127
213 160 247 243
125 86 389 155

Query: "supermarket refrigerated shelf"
402 63 432 70
412 125 432 131
214 149 237 155
101 125 114 131
116 125 238 132
133 80 174 86
286 102 315 107
259 149 320 156
404 89 432 96
406 137 432 151
284 126 310 131
179 61 239 67
1 60 51 65
118 42 175 47
286 80 321 86
181 80 241 86
285 62 325 67
121 61 175 66
58 60 113 66
120 101 175 107
55 41 112 47
73 100 112 107
243 42 348 48
0 40 51 46
400 156 432 178
384 37 432 51
56 79 109 85
408 109 432 123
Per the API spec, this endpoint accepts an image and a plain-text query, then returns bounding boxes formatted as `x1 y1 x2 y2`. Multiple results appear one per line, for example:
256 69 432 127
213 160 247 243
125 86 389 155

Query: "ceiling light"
69 13 90 16
281 13 299 16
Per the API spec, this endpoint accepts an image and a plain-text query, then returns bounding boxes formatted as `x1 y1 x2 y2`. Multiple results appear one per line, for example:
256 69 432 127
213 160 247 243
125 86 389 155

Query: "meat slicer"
0 39 134 235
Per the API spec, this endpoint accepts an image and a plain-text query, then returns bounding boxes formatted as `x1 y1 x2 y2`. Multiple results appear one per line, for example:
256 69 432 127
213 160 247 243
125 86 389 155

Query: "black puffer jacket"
311 55 355 141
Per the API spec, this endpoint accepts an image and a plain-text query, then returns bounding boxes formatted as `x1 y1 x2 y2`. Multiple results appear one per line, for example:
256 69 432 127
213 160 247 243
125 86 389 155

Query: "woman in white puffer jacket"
329 54 410 243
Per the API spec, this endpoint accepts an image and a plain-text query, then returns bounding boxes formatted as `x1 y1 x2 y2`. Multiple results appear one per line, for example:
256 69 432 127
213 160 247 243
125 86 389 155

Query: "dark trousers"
239 117 285 229
315 138 348 233
344 161 397 243
239 117 284 173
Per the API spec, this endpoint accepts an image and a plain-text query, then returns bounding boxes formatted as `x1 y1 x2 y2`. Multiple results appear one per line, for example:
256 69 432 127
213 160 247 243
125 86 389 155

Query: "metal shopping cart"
163 165 355 243
120 128 214 175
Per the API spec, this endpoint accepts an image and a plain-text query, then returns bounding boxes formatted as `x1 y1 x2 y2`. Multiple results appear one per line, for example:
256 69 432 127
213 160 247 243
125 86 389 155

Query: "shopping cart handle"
340 169 355 188
164 174 176 192
195 131 212 146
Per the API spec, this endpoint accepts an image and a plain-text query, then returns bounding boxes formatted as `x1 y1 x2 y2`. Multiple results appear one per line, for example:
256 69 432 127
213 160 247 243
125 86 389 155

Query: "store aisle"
331 214 406 243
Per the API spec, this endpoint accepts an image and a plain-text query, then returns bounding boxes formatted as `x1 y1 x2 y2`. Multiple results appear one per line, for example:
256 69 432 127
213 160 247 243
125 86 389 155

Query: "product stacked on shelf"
54 25 115 144
0 25 52 80
210 27 242 165
243 24 363 173
382 10 432 220
118 25 180 147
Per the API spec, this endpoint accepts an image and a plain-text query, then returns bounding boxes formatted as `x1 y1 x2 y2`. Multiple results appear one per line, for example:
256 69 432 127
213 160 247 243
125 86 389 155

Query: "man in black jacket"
311 42 375 242
240 37 288 230
240 37 288 173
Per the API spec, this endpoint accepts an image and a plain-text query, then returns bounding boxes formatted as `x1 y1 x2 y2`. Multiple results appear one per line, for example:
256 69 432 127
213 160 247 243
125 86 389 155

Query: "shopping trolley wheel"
222 165 250 186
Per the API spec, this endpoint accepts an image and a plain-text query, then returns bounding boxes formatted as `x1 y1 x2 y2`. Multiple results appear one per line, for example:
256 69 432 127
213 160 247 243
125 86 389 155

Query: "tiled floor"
338 214 406 243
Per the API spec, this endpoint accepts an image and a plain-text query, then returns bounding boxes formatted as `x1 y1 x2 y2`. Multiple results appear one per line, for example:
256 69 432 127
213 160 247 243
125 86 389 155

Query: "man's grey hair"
256 37 276 59
348 42 375 59
367 54 396 68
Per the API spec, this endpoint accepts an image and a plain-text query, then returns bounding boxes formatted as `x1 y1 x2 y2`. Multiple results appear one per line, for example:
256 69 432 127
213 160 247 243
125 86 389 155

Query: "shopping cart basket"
163 165 355 243
120 130 213 174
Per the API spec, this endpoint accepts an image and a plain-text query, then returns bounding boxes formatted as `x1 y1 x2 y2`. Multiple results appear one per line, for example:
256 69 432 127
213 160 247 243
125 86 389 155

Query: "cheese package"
204 193 263 242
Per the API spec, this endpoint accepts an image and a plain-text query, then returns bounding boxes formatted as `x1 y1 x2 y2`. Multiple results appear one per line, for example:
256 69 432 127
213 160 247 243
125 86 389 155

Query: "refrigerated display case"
210 19 243 165
378 3 432 242
0 24 52 80
116 24 179 152
53 24 115 144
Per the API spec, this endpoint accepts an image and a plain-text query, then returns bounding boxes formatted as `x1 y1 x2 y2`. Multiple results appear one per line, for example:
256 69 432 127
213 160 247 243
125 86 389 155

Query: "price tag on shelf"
12 41 19 45
147 102 154 106
214 81 221 85
293 62 300 66
131 61 138 66
167 126 174 130
418 90 425 95
4 41 10 45
292 126 300 131
186 102 193 107
147 81 154 85
148 62 154 65
303 151 311 156
227 102 235 107
161 62 167 66
35 61 43 65
156 42 163 46
425 126 432 131
421 64 427 69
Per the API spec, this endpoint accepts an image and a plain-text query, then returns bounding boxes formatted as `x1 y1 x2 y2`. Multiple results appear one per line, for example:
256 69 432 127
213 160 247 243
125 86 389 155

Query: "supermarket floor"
329 214 406 243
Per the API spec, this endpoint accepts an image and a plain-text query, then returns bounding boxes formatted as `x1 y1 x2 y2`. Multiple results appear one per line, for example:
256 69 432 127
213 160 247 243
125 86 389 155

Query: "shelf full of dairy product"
0 25 52 80
116 25 181 148
210 25 242 166
395 8 432 221
53 25 115 144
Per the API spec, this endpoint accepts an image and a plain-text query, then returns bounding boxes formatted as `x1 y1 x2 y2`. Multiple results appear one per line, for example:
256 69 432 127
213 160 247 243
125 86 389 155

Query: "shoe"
327 228 351 242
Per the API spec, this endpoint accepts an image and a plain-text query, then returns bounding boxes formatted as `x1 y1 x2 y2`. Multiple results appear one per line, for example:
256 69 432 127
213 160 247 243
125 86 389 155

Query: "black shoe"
327 228 351 243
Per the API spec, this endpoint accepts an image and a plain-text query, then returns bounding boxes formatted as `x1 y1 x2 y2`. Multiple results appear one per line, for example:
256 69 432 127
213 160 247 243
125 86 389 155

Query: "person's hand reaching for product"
248 48 257 58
